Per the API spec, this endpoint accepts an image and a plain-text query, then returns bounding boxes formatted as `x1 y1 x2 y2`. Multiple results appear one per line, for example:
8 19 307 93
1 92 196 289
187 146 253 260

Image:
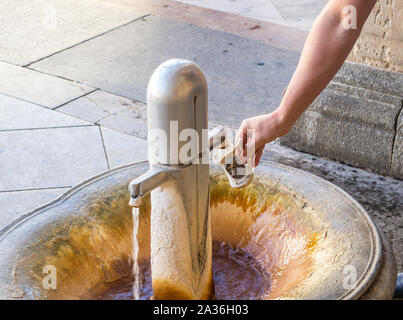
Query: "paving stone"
58 90 235 140
58 90 146 124
176 0 287 27
0 93 90 130
0 126 108 191
31 15 300 128
0 188 69 230
102 0 308 52
0 61 94 109
101 127 147 168
0 0 144 65
271 0 327 31
99 116 148 140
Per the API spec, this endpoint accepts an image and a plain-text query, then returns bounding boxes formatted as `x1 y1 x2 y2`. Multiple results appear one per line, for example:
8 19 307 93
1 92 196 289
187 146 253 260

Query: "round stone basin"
0 161 395 299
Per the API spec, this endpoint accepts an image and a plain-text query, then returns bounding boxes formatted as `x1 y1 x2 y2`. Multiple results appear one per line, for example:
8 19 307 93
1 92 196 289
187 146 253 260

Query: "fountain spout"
128 59 225 299
128 126 226 207
128 165 179 207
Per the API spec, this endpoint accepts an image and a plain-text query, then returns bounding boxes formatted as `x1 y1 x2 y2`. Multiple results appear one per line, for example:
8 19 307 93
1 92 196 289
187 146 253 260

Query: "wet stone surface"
262 141 403 272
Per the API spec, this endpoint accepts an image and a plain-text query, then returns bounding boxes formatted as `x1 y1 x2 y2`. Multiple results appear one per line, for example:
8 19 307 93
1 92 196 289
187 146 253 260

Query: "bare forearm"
277 0 376 126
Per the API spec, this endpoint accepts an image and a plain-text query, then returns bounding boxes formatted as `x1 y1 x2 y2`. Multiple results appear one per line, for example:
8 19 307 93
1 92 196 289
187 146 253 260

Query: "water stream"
132 207 141 300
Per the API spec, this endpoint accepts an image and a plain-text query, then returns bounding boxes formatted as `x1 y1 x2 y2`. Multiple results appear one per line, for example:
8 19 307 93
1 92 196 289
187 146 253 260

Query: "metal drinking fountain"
128 59 225 299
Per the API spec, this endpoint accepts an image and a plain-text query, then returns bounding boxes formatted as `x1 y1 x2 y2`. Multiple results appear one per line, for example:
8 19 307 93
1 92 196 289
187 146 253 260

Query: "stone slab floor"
0 0 401 275
176 0 328 31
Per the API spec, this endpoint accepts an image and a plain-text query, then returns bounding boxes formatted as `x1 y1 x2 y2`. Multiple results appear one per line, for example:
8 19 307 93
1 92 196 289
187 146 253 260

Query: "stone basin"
0 161 396 299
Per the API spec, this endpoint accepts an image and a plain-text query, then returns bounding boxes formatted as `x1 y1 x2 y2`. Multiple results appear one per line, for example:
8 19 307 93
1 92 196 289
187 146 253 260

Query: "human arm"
236 0 377 166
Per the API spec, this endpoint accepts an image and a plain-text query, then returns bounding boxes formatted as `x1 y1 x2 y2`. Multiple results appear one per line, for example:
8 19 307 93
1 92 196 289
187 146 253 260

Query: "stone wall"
348 0 403 72
280 62 403 179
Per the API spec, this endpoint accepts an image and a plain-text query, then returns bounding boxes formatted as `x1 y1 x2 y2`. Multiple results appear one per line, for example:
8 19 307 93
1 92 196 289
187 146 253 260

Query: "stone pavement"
30 15 300 127
0 0 401 272
0 90 148 229
176 0 328 31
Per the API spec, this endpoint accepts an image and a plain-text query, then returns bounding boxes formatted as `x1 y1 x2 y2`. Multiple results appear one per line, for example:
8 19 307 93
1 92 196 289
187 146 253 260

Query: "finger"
245 128 257 156
254 145 265 167
235 123 247 159
235 123 247 147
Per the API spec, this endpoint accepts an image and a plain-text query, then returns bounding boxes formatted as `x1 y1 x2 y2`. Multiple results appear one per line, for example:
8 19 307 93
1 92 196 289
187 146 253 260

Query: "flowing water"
100 241 270 300
132 207 141 300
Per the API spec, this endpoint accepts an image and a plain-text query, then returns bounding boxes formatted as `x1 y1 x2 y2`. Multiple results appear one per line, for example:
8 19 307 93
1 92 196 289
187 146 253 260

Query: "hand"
235 109 292 167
